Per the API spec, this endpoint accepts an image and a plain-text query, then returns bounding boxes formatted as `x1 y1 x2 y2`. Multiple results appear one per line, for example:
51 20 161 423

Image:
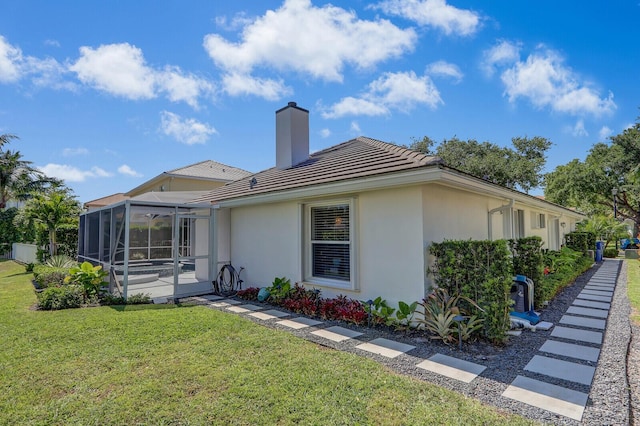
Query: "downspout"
488 199 515 240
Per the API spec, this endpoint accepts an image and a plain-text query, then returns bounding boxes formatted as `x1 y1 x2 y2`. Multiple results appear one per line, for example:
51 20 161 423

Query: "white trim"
302 198 358 291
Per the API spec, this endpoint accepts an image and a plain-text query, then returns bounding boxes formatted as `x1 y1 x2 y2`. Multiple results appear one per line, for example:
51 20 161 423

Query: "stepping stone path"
190 261 620 423
502 260 621 421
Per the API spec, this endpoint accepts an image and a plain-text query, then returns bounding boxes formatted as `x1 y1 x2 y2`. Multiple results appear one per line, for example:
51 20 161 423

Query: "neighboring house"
192 102 585 307
84 193 130 211
125 160 252 197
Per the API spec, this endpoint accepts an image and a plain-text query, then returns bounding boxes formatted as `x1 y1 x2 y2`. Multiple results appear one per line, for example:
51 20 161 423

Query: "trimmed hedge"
429 240 513 343
565 231 596 253
509 237 544 305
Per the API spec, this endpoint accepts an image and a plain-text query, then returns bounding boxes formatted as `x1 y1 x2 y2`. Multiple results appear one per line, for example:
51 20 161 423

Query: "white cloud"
44 39 60 48
485 42 616 117
204 0 416 99
570 119 588 137
215 12 254 31
70 43 213 107
0 36 22 83
118 164 142 177
371 0 480 36
426 60 463 83
350 121 361 134
160 111 217 145
323 71 442 118
598 126 612 140
62 147 89 156
320 128 331 138
221 72 291 100
70 43 156 100
38 164 113 182
481 40 521 76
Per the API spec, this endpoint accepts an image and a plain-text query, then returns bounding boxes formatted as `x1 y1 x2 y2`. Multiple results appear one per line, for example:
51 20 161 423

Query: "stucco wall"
229 201 300 288
226 186 427 307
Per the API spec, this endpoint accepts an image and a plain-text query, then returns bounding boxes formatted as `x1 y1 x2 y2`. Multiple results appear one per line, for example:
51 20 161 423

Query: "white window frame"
530 212 546 229
513 209 525 238
303 198 357 291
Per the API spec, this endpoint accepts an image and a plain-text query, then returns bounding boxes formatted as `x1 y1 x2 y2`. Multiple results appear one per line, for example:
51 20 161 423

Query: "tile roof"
194 137 442 204
166 160 251 182
84 193 129 207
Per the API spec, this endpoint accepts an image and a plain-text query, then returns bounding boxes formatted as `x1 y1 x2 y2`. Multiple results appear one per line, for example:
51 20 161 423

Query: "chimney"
276 101 309 170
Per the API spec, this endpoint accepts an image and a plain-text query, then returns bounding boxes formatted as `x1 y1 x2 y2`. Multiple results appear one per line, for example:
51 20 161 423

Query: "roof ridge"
356 136 442 166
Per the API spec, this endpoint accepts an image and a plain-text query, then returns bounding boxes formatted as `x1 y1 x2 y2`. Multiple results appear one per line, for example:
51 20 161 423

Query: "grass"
627 259 640 324
0 260 535 426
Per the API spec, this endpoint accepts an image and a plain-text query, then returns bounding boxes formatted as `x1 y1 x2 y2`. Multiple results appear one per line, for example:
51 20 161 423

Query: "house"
192 102 585 307
77 102 585 305
126 160 252 197
84 193 130 211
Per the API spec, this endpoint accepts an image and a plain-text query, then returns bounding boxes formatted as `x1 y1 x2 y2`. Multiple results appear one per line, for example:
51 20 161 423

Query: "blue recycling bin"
595 241 604 262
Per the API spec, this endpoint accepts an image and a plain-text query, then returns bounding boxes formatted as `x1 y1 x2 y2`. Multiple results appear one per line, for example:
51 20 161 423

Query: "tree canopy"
406 135 552 193
0 133 62 209
544 120 640 229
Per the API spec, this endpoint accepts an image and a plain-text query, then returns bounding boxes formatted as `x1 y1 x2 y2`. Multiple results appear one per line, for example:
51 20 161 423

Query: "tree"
576 215 629 249
0 207 21 255
544 120 640 230
20 190 81 257
0 133 62 209
406 135 552 193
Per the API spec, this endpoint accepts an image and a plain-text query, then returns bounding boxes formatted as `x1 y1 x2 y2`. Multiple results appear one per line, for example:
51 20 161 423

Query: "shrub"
32 265 70 288
429 239 513 343
539 248 592 303
416 288 484 344
100 292 151 305
65 261 109 302
318 295 368 325
603 248 619 258
565 231 596 253
266 277 292 303
363 297 396 326
37 285 84 310
25 263 35 273
237 287 260 301
126 293 152 304
509 237 544 289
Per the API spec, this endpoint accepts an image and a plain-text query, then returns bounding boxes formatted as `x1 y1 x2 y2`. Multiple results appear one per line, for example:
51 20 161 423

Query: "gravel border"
184 259 632 425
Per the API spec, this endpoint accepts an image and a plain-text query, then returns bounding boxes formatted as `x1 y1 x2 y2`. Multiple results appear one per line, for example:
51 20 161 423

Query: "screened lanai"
78 198 215 301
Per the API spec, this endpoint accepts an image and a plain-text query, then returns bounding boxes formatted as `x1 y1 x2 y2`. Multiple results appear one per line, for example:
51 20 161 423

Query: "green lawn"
627 259 640 324
0 260 535 426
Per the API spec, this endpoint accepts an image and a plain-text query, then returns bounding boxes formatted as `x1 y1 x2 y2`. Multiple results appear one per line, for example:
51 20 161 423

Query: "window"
305 200 355 289
513 209 525 238
531 212 546 229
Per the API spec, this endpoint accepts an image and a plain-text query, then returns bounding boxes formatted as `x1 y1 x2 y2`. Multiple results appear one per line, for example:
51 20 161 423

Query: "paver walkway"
186 259 622 423
502 260 620 421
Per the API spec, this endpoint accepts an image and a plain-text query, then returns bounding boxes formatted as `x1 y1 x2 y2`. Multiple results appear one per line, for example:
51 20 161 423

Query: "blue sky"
1 0 638 203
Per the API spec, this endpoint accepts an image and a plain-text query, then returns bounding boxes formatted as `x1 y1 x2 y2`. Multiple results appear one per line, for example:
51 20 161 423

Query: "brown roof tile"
194 137 442 204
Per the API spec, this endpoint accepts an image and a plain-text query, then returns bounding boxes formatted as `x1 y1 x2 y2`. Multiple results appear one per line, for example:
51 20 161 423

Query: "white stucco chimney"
276 101 309 170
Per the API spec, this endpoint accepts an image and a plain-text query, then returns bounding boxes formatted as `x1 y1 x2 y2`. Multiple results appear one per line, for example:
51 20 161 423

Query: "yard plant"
0 260 535 425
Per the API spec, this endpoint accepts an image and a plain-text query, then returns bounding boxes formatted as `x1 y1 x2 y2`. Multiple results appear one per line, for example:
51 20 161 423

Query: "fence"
11 243 38 264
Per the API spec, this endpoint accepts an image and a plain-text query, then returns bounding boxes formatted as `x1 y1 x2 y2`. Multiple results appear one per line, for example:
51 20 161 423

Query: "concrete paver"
356 338 415 358
524 355 595 385
503 375 588 421
311 326 363 342
539 340 600 362
559 315 606 330
572 299 611 310
416 353 486 383
566 306 609 318
550 326 603 344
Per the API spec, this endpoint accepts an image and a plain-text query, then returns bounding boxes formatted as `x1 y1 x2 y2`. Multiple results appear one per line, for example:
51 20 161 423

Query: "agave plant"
416 287 485 343
45 255 77 269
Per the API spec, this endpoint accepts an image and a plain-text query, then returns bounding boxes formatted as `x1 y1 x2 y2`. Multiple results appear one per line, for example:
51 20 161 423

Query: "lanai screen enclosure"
78 199 215 300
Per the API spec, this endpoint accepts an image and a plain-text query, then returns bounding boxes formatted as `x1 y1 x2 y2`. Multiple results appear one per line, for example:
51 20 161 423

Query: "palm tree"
0 133 62 209
22 190 81 256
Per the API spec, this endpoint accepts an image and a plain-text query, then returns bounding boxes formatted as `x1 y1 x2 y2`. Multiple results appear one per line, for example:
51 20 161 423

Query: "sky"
1 0 639 204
